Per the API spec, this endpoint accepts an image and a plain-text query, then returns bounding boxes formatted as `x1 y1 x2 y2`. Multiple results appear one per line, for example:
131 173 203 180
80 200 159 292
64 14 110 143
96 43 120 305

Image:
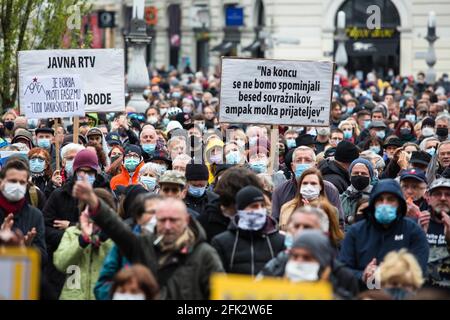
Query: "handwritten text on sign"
219 58 334 126
21 75 84 118
18 49 125 113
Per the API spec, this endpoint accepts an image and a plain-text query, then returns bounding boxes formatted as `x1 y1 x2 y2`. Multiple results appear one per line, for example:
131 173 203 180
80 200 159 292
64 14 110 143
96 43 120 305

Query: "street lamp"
126 0 152 112
197 8 210 75
425 11 438 85
334 11 348 78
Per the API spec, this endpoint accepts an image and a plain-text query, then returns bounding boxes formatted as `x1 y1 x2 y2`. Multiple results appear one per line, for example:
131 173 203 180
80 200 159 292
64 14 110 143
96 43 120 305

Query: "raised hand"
72 172 98 209
79 211 93 238
24 227 37 246
1 213 14 231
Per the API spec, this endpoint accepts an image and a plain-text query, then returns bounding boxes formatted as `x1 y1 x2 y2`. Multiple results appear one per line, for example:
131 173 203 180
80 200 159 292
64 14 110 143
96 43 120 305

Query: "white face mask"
2 182 27 202
143 216 157 233
422 127 435 137
300 184 321 200
285 260 320 282
112 292 145 300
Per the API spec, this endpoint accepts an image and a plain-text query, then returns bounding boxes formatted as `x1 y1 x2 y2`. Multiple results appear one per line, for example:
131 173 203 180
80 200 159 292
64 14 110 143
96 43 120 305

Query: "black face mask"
400 128 412 136
4 121 14 131
351 175 370 191
436 127 448 137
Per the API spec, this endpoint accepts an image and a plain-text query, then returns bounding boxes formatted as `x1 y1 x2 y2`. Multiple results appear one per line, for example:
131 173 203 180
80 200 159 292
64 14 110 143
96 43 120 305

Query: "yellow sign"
210 273 333 300
346 26 397 40
0 247 40 300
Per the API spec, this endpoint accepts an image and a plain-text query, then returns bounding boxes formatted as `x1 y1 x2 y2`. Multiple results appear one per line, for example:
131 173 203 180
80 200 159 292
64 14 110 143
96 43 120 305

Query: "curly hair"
214 166 263 208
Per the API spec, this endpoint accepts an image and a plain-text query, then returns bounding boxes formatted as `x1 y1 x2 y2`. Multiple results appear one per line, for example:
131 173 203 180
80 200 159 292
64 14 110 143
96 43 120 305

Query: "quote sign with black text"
219 58 334 126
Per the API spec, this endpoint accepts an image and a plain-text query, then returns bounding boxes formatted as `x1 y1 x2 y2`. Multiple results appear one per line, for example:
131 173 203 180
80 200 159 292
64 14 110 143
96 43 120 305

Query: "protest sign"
210 273 333 300
0 247 40 300
18 49 125 113
219 57 334 126
19 75 84 119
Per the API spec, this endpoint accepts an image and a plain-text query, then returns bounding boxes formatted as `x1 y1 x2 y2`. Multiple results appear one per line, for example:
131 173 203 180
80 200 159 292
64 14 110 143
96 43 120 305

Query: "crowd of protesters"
1 66 450 300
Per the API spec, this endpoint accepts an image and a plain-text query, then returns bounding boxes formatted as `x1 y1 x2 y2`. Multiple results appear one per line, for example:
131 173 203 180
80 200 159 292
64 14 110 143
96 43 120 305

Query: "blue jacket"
338 179 429 280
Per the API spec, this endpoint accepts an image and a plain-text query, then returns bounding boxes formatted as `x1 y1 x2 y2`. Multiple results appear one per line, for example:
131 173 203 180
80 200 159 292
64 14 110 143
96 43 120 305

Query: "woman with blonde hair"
279 168 344 248
380 249 424 300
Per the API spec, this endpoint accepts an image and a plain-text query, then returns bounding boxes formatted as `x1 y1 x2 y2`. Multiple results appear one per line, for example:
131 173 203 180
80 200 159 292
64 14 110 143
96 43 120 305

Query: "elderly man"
139 126 158 161
172 154 191 174
419 178 450 288
271 146 344 227
72 178 224 299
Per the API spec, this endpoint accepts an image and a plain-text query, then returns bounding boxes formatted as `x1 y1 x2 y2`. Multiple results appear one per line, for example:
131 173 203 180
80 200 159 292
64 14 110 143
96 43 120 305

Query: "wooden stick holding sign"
73 116 79 144
53 118 61 171
268 125 279 175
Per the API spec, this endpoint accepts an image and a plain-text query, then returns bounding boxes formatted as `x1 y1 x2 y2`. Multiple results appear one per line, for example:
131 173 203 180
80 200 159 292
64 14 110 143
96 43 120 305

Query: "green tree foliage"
0 0 92 112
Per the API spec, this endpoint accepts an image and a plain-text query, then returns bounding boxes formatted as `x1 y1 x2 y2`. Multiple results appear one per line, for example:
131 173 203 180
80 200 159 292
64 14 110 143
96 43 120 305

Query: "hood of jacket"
318 159 350 183
364 179 407 227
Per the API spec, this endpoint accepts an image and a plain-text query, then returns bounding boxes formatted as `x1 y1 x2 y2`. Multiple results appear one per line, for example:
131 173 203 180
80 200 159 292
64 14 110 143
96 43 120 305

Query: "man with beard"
419 178 450 289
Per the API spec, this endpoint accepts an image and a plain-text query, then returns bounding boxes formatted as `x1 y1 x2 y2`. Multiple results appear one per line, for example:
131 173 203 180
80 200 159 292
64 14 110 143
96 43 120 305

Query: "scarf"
158 227 195 266
0 191 26 215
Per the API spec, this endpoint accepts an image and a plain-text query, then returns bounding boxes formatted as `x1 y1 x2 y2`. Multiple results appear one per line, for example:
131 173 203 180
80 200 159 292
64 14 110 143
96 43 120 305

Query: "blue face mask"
77 174 95 186
124 158 140 172
37 138 51 149
142 143 156 154
65 160 74 177
343 130 353 139
250 161 267 173
225 151 241 165
284 233 294 249
286 139 297 149
374 204 397 225
370 146 381 154
376 131 386 140
426 147 436 157
405 114 416 123
188 185 206 198
364 120 371 129
294 163 311 178
162 118 170 126
140 176 157 191
347 107 354 114
249 136 258 147
30 158 45 173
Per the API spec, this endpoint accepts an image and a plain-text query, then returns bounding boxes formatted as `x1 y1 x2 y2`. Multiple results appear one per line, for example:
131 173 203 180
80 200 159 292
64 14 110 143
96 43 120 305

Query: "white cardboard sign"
219 57 334 126
18 49 125 114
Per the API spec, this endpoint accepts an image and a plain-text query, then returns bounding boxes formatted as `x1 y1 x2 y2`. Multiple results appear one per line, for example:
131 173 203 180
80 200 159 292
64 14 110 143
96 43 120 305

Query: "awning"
242 39 261 52
211 41 233 54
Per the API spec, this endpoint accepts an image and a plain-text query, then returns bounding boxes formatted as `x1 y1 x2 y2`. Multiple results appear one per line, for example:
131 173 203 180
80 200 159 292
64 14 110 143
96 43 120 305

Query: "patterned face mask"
237 209 267 231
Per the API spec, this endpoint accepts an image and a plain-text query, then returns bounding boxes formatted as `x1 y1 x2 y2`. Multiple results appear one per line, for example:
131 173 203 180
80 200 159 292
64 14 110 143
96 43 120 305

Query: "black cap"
106 132 121 146
236 186 265 210
383 137 402 148
335 141 359 163
421 117 435 129
410 151 432 166
399 168 427 183
125 144 142 157
35 127 55 135
324 147 337 159
185 163 209 181
296 134 315 147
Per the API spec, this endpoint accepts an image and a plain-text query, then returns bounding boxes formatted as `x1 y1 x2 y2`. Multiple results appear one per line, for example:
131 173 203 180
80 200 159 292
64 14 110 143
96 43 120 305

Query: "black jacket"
90 199 224 299
211 215 285 276
0 203 47 265
185 191 219 217
197 196 231 242
259 251 359 299
319 159 351 194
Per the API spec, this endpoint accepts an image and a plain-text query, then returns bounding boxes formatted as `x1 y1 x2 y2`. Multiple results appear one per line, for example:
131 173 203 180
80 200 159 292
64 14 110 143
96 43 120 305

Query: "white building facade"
94 0 450 79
